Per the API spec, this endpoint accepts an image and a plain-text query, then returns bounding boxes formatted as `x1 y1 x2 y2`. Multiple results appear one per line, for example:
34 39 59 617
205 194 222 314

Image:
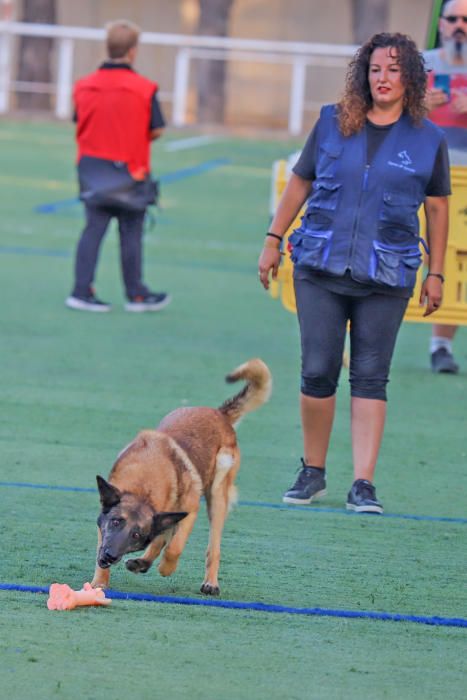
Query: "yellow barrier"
269 163 467 325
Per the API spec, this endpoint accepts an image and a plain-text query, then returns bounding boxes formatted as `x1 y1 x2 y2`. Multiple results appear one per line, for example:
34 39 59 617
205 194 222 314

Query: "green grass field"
0 119 466 700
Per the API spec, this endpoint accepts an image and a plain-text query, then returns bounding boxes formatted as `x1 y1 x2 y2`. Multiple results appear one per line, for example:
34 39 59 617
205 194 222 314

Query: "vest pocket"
316 143 343 179
289 229 333 268
370 242 422 288
307 181 341 212
379 190 419 231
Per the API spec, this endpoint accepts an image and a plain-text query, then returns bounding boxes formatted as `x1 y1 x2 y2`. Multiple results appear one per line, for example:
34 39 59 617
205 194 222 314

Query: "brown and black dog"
91 358 272 595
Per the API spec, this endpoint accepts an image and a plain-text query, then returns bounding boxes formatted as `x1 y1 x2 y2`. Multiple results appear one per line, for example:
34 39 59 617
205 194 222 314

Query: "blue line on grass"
0 246 70 258
0 248 253 275
34 158 231 213
1 583 466 628
1 480 466 524
0 481 94 492
34 197 81 213
159 157 230 184
239 499 467 524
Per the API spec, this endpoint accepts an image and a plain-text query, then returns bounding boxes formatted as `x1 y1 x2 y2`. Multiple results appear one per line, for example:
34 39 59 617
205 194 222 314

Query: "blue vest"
290 105 444 290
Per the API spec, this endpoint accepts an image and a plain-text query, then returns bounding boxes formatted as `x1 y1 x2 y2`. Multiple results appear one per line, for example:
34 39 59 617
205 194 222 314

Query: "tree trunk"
196 0 234 124
351 0 388 45
17 0 56 110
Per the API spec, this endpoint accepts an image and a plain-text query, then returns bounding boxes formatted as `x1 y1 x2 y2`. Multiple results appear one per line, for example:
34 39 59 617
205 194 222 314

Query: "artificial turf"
0 119 466 699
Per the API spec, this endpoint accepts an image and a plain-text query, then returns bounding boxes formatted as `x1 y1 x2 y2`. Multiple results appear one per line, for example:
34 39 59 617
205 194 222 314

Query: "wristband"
266 232 283 242
426 272 445 283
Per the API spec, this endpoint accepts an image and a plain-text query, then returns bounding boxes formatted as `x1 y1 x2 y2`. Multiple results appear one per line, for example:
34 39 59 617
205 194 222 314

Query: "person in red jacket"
66 20 170 313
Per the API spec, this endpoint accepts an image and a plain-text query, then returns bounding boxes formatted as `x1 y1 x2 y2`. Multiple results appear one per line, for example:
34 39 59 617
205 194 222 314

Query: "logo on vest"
388 150 415 173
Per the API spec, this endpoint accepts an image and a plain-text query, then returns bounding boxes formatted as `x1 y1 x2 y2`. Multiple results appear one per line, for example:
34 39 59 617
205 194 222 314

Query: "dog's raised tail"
219 358 272 426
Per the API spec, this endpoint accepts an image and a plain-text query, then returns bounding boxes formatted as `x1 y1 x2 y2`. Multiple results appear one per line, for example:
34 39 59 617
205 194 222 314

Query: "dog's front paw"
91 568 110 589
126 558 152 574
200 582 220 596
90 577 108 589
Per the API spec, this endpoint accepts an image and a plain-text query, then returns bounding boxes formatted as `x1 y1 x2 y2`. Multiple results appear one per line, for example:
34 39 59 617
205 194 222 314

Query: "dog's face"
96 475 187 569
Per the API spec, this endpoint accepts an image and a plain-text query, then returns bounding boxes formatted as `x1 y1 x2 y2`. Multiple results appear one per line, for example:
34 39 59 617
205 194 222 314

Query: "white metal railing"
0 20 358 134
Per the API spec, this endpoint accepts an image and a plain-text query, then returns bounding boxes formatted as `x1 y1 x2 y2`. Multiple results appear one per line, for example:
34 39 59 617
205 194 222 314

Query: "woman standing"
258 33 450 513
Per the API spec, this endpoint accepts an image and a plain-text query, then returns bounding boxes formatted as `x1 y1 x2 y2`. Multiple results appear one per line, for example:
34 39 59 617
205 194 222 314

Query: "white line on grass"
164 135 223 151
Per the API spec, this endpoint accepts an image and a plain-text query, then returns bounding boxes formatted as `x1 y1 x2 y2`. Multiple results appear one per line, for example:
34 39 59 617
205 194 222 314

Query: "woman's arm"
270 172 313 238
258 173 313 289
420 195 449 316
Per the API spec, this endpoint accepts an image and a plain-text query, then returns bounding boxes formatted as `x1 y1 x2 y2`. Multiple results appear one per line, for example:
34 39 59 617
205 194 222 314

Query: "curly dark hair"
337 32 427 136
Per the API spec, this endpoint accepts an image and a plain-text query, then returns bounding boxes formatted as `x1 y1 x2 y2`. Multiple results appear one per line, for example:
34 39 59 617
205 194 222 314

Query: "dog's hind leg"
158 511 198 577
201 449 239 595
126 534 168 574
201 486 230 596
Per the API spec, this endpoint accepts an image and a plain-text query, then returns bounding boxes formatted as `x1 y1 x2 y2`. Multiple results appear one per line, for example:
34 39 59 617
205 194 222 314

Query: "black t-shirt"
293 119 451 196
291 118 451 297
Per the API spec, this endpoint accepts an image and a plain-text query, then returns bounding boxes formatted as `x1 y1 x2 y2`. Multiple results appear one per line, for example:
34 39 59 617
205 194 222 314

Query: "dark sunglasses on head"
443 15 467 23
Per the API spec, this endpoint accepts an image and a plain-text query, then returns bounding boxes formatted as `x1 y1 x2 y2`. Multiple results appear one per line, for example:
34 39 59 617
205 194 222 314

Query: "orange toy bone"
47 582 111 611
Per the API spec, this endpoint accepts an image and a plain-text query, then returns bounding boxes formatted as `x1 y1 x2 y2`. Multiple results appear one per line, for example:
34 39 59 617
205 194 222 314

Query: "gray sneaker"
282 459 327 505
65 290 111 312
431 348 459 374
125 292 171 313
346 479 383 514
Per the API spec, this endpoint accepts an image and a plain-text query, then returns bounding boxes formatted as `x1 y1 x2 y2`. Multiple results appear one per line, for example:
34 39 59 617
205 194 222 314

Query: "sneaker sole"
346 503 384 514
282 488 327 505
124 295 172 313
65 297 111 312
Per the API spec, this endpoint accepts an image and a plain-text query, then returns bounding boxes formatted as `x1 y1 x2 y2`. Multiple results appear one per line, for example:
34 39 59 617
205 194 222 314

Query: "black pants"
294 277 409 401
72 203 149 299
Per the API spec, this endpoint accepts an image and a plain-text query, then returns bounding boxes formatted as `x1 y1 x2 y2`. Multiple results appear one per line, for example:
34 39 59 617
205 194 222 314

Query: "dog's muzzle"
98 548 120 568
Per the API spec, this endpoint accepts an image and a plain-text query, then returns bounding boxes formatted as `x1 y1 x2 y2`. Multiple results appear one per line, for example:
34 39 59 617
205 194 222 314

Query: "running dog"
91 358 272 595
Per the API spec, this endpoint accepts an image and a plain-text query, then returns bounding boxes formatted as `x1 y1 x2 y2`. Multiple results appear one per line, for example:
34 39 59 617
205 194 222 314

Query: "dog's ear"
151 511 188 537
96 475 121 511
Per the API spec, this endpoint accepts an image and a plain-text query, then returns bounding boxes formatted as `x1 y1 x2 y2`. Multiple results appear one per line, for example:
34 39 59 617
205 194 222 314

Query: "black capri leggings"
294 277 409 401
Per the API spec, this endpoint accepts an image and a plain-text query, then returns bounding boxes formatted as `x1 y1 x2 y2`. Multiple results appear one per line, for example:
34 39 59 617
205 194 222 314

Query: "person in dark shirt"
424 0 467 373
258 33 450 514
66 20 170 313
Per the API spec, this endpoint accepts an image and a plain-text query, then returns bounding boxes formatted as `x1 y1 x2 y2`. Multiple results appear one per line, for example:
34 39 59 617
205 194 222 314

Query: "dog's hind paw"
200 582 220 596
126 558 152 574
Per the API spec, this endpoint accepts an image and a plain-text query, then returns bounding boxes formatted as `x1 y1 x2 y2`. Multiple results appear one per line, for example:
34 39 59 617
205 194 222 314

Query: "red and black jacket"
74 66 158 179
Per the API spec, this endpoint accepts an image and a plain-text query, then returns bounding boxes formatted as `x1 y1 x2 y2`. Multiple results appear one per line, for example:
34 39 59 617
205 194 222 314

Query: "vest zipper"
362 165 370 192
347 164 370 271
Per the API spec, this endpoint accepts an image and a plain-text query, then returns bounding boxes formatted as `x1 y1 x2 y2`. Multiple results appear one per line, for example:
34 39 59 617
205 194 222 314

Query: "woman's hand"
258 173 312 290
420 275 443 316
422 196 448 316
258 246 282 290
